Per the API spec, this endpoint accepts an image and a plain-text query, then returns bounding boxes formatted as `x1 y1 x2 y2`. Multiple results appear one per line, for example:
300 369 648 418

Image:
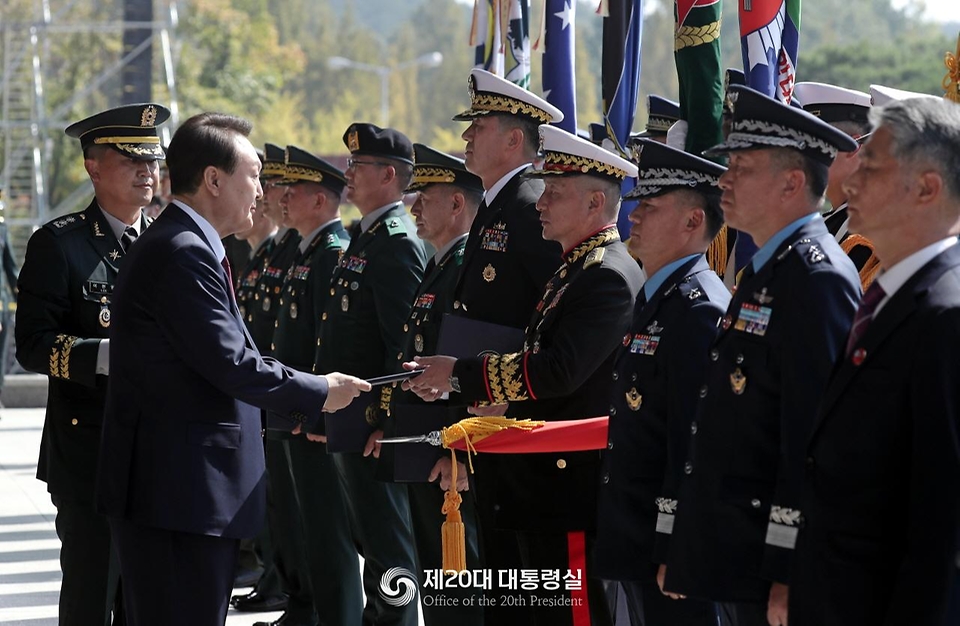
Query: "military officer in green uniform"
257 145 360 626
373 144 484 626
315 123 425 625
16 103 170 626
408 125 644 626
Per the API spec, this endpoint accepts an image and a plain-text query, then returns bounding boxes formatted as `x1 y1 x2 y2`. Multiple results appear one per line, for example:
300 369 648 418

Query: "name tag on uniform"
480 224 508 252
87 281 113 295
629 334 660 356
734 303 772 336
345 256 367 274
415 293 436 309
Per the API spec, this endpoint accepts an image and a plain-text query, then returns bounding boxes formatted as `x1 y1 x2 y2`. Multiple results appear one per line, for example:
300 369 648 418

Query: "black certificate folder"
324 391 375 453
389 404 452 482
435 314 524 358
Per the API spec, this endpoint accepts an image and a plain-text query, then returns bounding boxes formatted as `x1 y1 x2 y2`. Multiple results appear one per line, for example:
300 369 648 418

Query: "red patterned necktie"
845 281 886 357
220 257 236 305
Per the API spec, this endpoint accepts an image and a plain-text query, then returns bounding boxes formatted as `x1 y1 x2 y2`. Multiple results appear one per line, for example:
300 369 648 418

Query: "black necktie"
845 281 886 357
424 257 437 277
120 226 138 253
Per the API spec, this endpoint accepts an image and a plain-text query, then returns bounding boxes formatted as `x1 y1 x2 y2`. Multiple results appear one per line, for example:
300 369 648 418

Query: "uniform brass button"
397 352 403 360
690 422 698 435
607 441 614 450
751 498 761 509
317 338 322 346
699 385 708 398
602 473 610 484
609 406 617 416
453 300 461 309
736 353 744 364
612 371 619 381
710 349 719 361
403 324 409 332
556 459 567 469
71 418 78 426
330 288 335 296
684 462 693 475
271 343 276 351
322 312 328 321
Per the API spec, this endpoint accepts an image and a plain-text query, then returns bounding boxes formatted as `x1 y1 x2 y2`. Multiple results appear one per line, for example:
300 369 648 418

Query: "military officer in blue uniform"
256 146 360 626
789 95 960 626
409 125 644 626
16 103 170 626
595 139 729 626
630 94 681 146
374 143 484 626
661 86 861 626
315 123 425 626
793 82 879 289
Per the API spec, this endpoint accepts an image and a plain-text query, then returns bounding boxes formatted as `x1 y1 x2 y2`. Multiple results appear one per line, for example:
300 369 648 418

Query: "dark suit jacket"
595 256 730 582
665 217 860 602
453 171 561 328
16 200 147 503
96 204 329 539
790 243 960 626
453 227 644 532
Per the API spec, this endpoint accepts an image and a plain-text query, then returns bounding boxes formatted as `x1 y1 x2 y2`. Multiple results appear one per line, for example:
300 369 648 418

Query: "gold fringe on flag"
707 224 729 278
944 33 960 103
438 416 543 571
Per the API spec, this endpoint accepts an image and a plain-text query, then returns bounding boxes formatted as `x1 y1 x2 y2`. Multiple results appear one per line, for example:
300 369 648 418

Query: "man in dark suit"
594 140 729 626
409 125 644 626
95 112 370 626
315 122 425 626
789 96 960 626
374 143 483 626
16 103 171 626
661 86 862 626
793 81 879 289
259 145 360 626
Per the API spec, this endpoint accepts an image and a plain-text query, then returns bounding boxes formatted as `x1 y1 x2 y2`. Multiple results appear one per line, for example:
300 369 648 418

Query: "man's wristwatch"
448 376 461 393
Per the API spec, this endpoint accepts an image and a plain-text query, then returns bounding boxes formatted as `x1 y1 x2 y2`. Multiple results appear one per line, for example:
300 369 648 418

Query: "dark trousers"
717 601 768 626
288 436 363 625
603 579 718 626
109 517 238 626
52 495 123 626
333 452 419 626
408 480 483 626
264 436 313 618
516 530 613 626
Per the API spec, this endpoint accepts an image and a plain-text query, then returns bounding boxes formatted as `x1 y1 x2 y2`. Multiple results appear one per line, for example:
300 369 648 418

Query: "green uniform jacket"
16 200 148 503
244 229 301 355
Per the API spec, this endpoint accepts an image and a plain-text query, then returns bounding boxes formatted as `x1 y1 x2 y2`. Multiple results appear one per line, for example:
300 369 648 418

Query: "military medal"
98 306 111 328
629 333 660 356
625 387 643 411
341 294 350 311
730 367 747 395
414 334 424 353
734 303 772 336
721 315 733 330
622 333 631 347
263 296 271 312
290 302 298 319
482 263 496 282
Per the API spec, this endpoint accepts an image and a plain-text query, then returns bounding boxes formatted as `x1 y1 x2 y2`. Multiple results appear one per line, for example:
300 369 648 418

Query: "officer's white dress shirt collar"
360 203 400 233
483 163 532 207
171 199 227 262
874 237 958 316
99 206 141 241
298 218 341 254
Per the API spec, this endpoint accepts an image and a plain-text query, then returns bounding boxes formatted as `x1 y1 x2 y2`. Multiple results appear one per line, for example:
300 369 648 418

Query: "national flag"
600 0 644 239
739 0 800 104
446 416 609 454
536 0 578 132
470 0 532 87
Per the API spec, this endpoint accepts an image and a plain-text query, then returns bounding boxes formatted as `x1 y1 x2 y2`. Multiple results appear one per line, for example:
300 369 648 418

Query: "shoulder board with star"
42 212 87 236
453 245 465 266
776 237 830 267
677 275 707 301
583 247 605 269
383 216 408 237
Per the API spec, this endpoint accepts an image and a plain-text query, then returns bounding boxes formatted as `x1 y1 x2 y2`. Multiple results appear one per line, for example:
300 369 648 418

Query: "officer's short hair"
768 147 829 205
167 112 253 195
458 185 484 210
871 98 960 203
495 114 540 158
671 188 724 242
385 158 414 192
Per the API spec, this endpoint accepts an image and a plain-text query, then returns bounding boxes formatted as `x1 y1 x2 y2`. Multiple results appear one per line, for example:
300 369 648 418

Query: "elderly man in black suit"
790 96 960 626
96 112 370 626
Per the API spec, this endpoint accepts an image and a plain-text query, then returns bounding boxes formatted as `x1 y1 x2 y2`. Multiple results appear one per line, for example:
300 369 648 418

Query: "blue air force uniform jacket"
595 256 730 581
790 243 960 626
665 217 860 602
16 200 148 503
453 227 644 531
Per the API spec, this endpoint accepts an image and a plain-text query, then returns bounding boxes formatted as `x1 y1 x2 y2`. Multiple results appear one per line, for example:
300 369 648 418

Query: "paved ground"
0 407 316 625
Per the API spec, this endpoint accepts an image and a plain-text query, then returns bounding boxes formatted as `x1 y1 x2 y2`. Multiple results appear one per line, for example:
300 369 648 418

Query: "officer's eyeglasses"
346 158 391 170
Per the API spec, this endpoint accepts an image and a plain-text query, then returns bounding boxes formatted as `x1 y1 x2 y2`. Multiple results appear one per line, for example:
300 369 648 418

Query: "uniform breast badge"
730 367 747 395
98 297 111 328
109 249 120 261
625 387 643 411
753 288 774 304
482 264 496 283
341 294 350 311
414 334 424 353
